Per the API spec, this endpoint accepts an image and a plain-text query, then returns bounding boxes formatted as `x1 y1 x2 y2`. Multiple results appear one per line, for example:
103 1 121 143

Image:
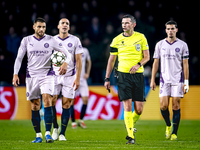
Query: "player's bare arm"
84 59 91 79
150 58 159 91
104 55 117 90
129 49 150 74
73 53 82 91
183 59 189 94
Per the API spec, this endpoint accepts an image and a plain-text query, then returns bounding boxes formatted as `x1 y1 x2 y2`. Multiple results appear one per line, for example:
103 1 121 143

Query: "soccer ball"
51 51 66 67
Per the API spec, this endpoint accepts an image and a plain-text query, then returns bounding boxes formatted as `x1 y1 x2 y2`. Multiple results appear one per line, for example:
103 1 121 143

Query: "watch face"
104 78 110 82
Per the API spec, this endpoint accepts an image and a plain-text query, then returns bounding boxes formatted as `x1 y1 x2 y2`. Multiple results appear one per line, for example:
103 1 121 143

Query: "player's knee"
135 107 143 115
43 94 52 107
43 98 51 107
63 102 71 109
82 97 88 105
31 100 41 111
160 105 168 111
62 99 72 109
52 96 58 106
172 103 180 110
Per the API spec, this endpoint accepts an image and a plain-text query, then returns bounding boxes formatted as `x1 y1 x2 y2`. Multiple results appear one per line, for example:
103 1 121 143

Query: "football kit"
14 34 71 100
53 34 83 99
153 38 189 97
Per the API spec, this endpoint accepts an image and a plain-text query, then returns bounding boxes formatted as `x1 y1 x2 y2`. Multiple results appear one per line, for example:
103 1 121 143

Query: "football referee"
104 14 150 144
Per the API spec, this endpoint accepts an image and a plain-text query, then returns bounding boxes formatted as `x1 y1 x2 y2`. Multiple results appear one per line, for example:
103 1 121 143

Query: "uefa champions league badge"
135 44 141 52
44 43 49 48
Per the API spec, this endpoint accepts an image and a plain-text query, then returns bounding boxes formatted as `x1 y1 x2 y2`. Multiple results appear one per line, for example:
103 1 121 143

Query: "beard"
36 31 45 38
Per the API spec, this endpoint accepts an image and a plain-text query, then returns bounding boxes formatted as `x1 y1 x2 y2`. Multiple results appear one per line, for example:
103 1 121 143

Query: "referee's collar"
122 32 134 37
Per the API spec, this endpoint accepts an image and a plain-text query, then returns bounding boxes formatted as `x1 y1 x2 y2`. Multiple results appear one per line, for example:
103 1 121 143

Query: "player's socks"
31 110 41 133
60 108 70 135
52 106 59 128
124 111 134 139
172 109 180 135
70 105 75 122
44 106 53 132
161 108 171 126
132 111 141 127
80 104 87 120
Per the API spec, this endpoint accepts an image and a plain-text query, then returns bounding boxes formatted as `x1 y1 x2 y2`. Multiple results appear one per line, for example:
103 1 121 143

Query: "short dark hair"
165 20 178 28
34 17 46 24
122 14 136 23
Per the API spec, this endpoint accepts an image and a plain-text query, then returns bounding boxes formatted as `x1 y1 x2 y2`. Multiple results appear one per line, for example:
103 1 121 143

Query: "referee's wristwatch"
104 78 110 82
137 62 142 67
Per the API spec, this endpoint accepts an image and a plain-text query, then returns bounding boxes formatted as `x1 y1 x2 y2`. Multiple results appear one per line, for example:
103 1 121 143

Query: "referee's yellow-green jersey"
110 31 149 73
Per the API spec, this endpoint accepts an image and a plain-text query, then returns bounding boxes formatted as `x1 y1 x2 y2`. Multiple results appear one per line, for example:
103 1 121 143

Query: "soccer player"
12 18 71 143
70 46 91 129
104 14 150 144
51 18 83 141
150 21 189 140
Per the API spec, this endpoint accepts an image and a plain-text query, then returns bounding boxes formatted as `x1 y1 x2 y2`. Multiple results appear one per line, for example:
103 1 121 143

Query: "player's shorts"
159 82 184 98
75 78 89 97
26 76 54 101
54 75 76 99
117 72 145 102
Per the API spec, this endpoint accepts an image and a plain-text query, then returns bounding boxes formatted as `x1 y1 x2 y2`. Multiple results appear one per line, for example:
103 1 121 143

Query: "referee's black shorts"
117 71 146 102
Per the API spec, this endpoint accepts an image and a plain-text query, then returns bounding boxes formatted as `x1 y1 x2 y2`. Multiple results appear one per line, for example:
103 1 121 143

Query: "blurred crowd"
0 0 200 85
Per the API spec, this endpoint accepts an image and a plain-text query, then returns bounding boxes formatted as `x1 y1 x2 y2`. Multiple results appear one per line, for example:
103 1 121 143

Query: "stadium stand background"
1 0 200 85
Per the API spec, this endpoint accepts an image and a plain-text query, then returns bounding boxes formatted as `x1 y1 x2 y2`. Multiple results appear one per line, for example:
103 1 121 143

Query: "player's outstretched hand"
150 81 156 91
59 62 68 75
12 74 20 87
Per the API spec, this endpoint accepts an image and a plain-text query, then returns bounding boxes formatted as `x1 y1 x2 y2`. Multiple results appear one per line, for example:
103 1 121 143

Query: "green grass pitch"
0 120 200 150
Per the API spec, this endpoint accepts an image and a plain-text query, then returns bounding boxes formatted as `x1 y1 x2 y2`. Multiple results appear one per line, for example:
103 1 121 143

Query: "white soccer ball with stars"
51 51 66 67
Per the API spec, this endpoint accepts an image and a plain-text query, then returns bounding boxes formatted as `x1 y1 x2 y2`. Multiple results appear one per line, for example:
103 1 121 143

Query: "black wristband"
104 78 110 82
137 62 142 67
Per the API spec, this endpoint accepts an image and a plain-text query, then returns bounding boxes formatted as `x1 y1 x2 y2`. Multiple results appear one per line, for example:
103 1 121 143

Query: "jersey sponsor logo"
59 43 62 46
44 43 49 48
0 87 18 119
135 44 141 51
162 54 177 59
30 50 49 56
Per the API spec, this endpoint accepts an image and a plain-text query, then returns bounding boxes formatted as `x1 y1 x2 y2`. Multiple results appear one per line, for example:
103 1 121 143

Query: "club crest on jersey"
175 48 180 52
44 43 49 48
135 44 141 51
68 43 73 47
